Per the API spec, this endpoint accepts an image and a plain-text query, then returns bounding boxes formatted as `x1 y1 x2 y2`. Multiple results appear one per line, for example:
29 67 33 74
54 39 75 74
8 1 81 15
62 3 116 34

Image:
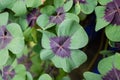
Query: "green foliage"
58 20 88 49
37 14 55 30
95 6 109 31
38 74 52 80
72 0 97 14
0 12 8 26
84 72 102 80
1 0 119 80
105 25 120 42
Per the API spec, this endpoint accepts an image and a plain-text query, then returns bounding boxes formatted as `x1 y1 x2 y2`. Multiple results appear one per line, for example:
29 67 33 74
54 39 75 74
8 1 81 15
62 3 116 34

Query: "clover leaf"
0 12 25 66
72 0 97 14
0 65 26 80
84 53 120 80
37 6 79 30
0 0 16 12
54 0 73 12
7 0 42 16
95 0 120 42
40 20 88 72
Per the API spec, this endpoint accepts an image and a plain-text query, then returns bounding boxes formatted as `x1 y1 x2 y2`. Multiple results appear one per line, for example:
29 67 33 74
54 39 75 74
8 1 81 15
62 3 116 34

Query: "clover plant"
84 53 120 80
0 65 26 80
40 20 88 72
96 0 120 41
0 0 120 80
0 12 24 66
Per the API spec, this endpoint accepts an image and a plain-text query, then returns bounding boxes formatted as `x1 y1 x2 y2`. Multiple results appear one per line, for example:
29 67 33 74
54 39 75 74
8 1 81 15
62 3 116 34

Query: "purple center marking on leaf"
103 68 120 80
27 8 41 27
0 66 15 80
74 0 86 4
17 55 32 71
49 7 65 24
0 26 12 50
50 36 71 58
104 0 120 25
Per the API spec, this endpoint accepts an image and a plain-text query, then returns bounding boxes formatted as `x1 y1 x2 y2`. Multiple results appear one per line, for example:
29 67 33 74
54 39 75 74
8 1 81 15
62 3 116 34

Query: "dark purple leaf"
103 68 120 80
0 26 12 50
0 66 15 80
17 55 32 71
50 36 71 58
27 8 41 27
49 7 65 24
104 0 120 25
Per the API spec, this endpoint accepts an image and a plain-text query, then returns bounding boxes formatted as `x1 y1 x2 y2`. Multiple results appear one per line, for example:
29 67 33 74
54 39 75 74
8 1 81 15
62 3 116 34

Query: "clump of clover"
1 0 115 80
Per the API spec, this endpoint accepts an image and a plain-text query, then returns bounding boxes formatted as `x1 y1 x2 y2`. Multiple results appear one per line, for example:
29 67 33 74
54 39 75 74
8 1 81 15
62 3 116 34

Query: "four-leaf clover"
40 20 88 72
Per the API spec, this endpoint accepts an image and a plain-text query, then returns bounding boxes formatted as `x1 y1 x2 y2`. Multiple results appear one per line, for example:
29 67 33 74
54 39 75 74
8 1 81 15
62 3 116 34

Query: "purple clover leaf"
40 20 88 72
104 0 120 25
17 55 32 71
37 6 79 30
96 0 120 30
49 7 65 24
0 12 25 67
0 66 15 80
50 36 71 58
54 0 73 12
84 53 120 80
27 8 41 27
0 12 25 54
95 0 120 41
19 8 41 30
0 13 12 65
